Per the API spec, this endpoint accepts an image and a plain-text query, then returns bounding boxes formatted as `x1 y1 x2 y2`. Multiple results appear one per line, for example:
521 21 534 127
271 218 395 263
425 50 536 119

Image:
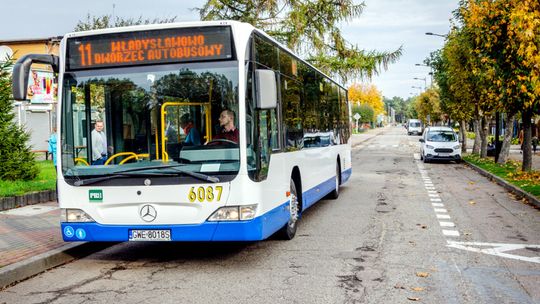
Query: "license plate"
129 230 171 241
438 153 450 157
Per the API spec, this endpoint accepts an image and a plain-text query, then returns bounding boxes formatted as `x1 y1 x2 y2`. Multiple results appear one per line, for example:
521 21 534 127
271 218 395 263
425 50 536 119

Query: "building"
0 37 61 154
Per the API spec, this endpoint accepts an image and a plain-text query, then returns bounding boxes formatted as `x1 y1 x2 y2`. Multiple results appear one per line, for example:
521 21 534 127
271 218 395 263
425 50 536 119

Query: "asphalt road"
1 126 539 304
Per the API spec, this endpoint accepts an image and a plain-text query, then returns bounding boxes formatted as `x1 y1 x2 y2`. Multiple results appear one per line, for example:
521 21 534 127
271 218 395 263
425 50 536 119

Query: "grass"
0 161 56 197
464 154 540 198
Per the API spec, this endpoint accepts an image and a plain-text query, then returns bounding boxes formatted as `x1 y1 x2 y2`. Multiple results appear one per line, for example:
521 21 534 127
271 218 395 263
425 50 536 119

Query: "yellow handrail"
111 153 150 165
105 152 137 165
160 101 212 161
74 158 89 166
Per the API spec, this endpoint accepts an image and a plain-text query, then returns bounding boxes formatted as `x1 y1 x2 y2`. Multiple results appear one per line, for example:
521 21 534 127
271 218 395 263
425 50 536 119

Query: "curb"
0 242 115 290
464 160 540 209
0 190 57 212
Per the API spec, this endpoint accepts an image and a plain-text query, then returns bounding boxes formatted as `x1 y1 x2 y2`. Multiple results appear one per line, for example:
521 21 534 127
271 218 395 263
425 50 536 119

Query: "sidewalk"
351 126 388 147
0 201 63 268
0 199 114 289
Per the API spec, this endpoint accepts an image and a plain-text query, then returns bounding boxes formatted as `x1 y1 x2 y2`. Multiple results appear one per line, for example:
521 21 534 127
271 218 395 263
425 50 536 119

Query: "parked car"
419 126 461 163
407 119 423 135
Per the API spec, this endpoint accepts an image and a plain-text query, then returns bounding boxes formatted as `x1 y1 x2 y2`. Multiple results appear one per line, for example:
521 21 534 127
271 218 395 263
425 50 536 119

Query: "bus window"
61 62 239 184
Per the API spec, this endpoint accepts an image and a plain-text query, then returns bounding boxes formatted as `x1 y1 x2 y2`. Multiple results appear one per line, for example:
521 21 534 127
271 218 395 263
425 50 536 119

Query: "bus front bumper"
61 202 290 242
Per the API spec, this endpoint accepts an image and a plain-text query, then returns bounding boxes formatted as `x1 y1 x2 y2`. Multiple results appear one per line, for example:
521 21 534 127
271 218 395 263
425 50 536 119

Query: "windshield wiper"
114 164 220 183
73 172 177 186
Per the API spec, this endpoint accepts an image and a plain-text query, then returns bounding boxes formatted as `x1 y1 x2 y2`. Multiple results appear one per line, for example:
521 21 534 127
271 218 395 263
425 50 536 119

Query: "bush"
0 59 39 181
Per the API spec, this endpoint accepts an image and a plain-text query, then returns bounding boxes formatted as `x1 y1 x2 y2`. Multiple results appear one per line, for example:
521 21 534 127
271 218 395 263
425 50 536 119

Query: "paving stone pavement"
0 201 64 268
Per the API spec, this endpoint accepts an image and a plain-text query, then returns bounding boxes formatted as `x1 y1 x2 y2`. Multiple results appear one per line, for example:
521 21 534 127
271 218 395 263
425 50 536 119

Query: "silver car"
419 126 462 163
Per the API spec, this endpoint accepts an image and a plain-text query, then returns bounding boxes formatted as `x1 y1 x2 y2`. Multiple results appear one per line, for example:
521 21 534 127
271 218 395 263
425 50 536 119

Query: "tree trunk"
497 114 516 164
460 119 467 153
522 108 533 171
480 115 489 158
473 117 481 155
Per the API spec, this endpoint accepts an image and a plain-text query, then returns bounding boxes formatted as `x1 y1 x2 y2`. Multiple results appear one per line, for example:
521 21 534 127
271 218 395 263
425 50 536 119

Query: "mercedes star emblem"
140 204 157 222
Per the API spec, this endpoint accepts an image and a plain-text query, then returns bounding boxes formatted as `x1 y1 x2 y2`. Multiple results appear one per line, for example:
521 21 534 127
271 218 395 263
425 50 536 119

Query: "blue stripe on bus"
342 168 352 183
302 176 336 209
302 168 352 210
61 201 291 242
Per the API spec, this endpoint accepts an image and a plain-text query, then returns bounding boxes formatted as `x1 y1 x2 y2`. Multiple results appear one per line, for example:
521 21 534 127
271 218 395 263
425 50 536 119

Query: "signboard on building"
27 70 57 103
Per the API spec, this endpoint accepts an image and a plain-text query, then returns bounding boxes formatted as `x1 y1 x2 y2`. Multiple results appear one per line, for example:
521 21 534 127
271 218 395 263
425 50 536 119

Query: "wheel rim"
289 191 299 228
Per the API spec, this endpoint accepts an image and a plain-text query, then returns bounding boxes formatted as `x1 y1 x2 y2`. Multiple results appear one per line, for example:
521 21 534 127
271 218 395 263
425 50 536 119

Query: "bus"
12 21 352 242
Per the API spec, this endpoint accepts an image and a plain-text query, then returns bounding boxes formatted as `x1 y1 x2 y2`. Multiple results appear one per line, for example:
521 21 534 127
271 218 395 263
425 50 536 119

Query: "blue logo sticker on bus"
75 228 86 240
64 226 75 238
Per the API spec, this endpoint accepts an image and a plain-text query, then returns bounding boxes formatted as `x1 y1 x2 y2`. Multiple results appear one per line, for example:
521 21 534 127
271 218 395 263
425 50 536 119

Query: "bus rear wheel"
327 162 341 199
278 179 299 240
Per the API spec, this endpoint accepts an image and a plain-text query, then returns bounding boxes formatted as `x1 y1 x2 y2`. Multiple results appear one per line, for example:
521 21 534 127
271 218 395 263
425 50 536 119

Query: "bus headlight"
240 205 257 220
61 209 95 222
208 205 257 221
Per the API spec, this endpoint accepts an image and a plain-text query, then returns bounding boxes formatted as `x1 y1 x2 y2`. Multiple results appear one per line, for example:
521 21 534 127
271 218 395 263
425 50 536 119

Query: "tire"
423 157 429 163
420 153 424 160
278 179 300 240
327 162 341 199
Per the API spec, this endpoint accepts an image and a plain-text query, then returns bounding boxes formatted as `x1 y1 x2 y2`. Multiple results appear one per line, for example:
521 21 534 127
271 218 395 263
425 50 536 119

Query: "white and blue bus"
12 21 352 242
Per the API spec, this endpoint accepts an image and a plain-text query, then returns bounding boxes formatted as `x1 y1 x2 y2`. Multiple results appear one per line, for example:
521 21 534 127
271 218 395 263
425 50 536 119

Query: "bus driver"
214 109 239 143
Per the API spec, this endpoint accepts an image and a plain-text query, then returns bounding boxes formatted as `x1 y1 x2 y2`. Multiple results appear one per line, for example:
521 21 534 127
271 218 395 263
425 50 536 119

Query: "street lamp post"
414 77 427 90
425 32 447 38
415 64 434 86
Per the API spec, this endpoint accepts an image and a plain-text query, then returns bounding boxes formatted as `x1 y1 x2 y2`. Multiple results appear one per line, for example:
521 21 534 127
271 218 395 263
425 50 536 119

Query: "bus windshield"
61 61 239 184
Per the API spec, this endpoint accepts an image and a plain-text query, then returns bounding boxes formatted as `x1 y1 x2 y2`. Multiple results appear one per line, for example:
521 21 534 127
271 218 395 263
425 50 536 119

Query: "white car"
407 119 423 135
419 126 461 163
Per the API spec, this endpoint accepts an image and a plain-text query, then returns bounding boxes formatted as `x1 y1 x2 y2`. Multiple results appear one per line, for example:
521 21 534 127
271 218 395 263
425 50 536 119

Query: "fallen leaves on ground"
411 287 424 292
407 297 421 301
469 200 476 205
416 272 429 278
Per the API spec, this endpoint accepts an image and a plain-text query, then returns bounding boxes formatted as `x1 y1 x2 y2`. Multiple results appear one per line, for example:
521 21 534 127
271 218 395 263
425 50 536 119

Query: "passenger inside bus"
180 113 201 146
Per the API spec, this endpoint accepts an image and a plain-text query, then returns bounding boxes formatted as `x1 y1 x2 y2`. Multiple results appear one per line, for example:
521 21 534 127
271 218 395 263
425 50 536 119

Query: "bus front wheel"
279 179 299 240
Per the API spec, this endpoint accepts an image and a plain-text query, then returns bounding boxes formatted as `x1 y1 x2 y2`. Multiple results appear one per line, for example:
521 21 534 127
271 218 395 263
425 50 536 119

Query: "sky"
0 0 458 99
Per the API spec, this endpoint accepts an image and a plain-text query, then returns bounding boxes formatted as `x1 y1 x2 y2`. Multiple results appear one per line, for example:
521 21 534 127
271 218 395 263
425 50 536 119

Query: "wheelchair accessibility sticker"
64 226 74 238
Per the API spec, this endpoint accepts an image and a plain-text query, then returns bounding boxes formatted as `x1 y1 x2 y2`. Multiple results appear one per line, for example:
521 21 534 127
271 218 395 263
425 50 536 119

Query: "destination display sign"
66 26 234 70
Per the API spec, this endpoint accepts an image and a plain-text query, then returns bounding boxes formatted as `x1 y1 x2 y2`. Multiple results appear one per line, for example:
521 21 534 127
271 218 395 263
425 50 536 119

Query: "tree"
384 96 409 123
352 103 375 125
406 96 418 119
461 0 540 170
74 14 177 31
414 88 442 126
0 59 39 181
348 83 384 115
197 0 402 82
430 29 477 154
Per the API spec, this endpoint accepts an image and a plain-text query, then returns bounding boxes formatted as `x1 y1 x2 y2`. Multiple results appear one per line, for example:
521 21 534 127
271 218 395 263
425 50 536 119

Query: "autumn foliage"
348 83 384 116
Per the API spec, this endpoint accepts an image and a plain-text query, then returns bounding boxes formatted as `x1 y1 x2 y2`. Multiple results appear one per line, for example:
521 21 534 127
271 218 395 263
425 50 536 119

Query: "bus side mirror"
12 54 59 101
255 69 277 109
